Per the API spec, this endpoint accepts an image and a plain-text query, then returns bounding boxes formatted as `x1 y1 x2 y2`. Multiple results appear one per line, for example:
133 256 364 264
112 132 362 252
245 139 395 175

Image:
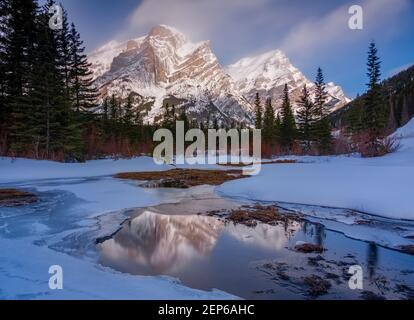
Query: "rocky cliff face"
226 50 351 115
89 25 350 125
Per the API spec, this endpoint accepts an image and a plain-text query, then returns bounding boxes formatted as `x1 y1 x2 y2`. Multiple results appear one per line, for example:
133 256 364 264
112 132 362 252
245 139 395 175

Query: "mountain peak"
226 48 349 112
148 24 185 39
226 49 292 82
89 26 350 124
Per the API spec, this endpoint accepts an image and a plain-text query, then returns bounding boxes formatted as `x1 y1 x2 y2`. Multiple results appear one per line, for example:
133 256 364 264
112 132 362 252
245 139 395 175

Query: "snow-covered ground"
1 119 414 300
219 119 414 220
0 237 233 300
0 157 169 184
0 158 237 300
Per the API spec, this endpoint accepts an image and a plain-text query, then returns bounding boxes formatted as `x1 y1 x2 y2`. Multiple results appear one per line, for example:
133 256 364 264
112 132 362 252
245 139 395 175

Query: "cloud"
119 0 411 66
119 0 308 63
121 0 272 40
280 0 411 57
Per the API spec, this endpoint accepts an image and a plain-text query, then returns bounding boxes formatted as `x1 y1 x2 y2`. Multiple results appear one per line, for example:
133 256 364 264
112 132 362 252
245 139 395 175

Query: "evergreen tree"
254 93 263 129
11 4 68 157
69 23 97 114
63 109 84 162
347 94 364 134
0 0 10 122
162 103 174 130
102 97 109 122
134 107 143 126
262 98 276 143
313 68 332 154
280 84 297 152
297 85 317 151
4 0 39 142
7 0 39 153
123 94 134 126
56 5 71 98
274 113 281 143
109 94 118 121
43 0 83 160
364 42 387 138
314 68 328 118
178 108 190 132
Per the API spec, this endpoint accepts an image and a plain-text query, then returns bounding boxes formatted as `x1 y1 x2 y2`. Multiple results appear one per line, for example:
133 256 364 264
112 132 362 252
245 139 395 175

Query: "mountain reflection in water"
97 208 414 300
98 210 301 277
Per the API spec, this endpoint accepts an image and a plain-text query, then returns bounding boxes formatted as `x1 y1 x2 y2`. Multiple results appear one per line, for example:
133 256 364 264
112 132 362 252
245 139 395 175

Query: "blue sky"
60 0 414 98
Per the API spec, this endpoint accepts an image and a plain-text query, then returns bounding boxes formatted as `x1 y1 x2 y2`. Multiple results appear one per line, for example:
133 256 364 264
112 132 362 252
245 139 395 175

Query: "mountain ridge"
89 25 350 125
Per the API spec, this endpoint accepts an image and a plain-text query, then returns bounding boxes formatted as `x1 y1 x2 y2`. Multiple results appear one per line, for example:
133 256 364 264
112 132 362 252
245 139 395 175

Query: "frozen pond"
97 199 414 300
1 176 413 300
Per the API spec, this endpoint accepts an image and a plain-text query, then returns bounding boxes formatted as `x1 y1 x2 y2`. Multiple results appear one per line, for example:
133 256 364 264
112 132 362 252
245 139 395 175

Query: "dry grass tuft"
115 169 246 188
228 205 303 226
0 189 37 206
295 243 325 254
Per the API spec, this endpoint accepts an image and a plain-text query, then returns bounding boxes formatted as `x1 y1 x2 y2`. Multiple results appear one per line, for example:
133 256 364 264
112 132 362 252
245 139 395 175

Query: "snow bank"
0 237 236 300
218 119 414 220
0 157 168 184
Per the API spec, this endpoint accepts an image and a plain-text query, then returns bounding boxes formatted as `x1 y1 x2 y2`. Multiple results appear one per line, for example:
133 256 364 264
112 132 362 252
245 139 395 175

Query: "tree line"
0 0 401 161
254 67 333 156
254 42 395 158
343 42 397 157
0 0 155 161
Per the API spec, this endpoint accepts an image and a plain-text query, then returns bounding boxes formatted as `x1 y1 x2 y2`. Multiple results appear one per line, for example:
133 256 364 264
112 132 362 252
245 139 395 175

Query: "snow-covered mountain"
226 50 351 114
89 25 350 125
90 25 252 125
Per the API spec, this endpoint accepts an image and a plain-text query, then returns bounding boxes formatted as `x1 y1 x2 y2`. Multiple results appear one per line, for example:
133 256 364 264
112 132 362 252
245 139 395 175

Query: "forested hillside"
0 0 155 161
331 65 414 133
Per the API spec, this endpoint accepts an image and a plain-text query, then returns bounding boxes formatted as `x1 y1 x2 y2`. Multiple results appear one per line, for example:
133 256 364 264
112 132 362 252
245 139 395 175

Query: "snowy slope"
0 238 235 300
0 156 237 300
218 118 414 220
226 50 351 114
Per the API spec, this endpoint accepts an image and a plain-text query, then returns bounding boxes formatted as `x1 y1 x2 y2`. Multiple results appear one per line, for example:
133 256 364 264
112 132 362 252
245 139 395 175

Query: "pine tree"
297 85 317 151
56 5 71 99
254 93 263 129
364 42 387 138
134 107 143 126
69 23 98 114
162 103 174 130
123 94 134 127
262 98 276 143
314 68 328 118
7 0 40 153
313 68 332 154
109 94 118 121
178 108 190 132
347 94 364 134
4 0 39 148
12 4 68 158
274 113 281 143
280 84 297 152
102 97 109 122
0 0 10 123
